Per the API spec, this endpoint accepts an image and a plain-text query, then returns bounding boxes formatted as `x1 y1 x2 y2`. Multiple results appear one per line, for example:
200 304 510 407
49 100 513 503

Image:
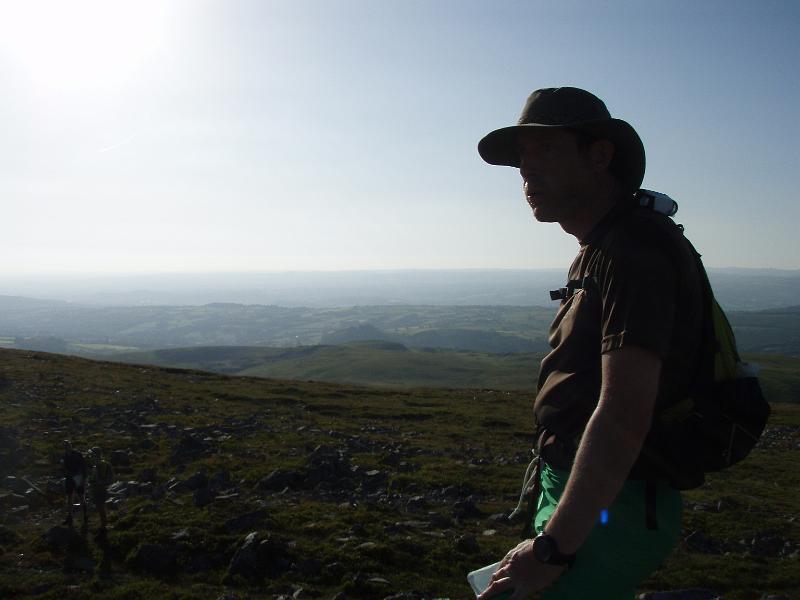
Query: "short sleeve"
597 236 678 357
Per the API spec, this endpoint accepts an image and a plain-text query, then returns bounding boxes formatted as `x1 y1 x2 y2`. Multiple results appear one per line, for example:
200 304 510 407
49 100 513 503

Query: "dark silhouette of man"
476 87 703 599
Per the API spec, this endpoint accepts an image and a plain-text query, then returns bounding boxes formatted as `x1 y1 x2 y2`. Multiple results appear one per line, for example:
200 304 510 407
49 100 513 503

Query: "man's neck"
559 181 623 241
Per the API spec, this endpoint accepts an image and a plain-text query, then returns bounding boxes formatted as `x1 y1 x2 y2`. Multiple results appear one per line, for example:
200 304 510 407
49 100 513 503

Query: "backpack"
635 190 771 490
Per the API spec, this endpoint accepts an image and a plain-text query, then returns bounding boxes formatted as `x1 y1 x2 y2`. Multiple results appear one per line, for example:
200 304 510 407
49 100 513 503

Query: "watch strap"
534 533 576 568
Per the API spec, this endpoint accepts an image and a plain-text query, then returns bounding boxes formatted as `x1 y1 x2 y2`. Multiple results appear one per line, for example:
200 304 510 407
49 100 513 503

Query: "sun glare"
0 0 170 93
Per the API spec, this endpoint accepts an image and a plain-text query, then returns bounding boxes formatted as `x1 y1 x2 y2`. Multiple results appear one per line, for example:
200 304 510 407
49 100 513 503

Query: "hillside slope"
109 343 800 403
111 342 544 391
0 349 797 599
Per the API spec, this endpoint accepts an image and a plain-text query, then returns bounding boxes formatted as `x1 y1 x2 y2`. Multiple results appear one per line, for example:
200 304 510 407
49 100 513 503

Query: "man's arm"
544 344 661 554
478 345 661 599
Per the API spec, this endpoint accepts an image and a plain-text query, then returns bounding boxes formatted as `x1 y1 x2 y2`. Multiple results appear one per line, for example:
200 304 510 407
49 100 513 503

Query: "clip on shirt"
550 275 596 301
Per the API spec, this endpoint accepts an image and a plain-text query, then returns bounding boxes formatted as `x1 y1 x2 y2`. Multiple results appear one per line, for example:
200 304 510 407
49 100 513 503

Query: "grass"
0 348 797 599
107 344 800 403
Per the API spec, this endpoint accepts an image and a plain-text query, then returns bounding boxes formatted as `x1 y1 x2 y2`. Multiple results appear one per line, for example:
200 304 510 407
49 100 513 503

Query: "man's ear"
590 139 615 173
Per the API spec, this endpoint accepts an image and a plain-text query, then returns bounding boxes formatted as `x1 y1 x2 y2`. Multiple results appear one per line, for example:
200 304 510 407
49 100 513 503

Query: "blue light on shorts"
600 509 609 525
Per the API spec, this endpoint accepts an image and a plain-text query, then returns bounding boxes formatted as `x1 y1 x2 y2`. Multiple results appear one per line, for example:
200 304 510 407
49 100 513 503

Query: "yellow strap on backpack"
710 299 739 381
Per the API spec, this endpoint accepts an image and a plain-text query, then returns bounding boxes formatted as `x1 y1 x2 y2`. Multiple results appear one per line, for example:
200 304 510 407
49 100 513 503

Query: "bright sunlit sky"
1 0 798 276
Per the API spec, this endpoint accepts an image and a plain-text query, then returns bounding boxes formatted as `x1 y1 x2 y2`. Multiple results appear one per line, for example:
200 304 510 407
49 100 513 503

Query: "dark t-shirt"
534 203 704 459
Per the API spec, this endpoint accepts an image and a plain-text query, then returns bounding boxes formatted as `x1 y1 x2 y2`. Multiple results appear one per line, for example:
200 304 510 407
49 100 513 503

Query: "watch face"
533 535 554 562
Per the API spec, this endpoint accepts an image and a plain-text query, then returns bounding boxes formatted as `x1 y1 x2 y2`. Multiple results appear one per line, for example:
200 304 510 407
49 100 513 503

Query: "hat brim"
478 118 645 192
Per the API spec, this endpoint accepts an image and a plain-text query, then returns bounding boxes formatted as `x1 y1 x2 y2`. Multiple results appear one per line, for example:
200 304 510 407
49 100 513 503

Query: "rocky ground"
0 349 798 599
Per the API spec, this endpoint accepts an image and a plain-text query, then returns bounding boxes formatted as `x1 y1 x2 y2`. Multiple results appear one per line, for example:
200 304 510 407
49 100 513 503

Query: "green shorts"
530 462 682 599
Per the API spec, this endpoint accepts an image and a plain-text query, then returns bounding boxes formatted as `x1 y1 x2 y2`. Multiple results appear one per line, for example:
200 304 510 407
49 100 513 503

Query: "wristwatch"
532 533 576 568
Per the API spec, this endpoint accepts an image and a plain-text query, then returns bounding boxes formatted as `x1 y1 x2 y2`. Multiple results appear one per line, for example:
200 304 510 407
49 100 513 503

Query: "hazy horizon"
2 0 798 275
1 267 799 312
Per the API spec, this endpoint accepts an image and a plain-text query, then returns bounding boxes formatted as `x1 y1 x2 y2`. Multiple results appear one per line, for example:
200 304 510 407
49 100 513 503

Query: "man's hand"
476 539 567 600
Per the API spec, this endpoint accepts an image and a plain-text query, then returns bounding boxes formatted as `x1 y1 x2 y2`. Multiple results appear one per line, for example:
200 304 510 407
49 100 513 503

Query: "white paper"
466 560 502 596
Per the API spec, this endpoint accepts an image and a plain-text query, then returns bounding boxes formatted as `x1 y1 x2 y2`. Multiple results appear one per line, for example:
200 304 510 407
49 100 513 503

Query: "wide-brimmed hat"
478 87 645 191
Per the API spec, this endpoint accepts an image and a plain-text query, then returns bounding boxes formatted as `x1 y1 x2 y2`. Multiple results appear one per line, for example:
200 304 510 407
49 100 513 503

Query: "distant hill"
2 296 799 357
707 270 800 311
320 323 547 353
111 341 543 391
729 305 800 355
109 342 800 402
0 299 556 353
1 267 798 309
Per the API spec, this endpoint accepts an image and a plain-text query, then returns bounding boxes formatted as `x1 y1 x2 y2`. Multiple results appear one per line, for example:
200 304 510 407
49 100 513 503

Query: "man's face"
517 128 594 224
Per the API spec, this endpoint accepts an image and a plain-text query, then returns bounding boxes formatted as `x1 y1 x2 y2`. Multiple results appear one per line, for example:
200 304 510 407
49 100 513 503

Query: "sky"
1 0 798 276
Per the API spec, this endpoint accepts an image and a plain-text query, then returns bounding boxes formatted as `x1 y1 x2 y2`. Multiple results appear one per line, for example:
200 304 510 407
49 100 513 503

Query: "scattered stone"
223 509 268 535
171 434 211 463
39 526 84 554
0 525 20 546
306 445 352 488
184 470 209 491
25 488 46 508
294 558 323 576
258 469 303 491
209 469 232 490
685 530 716 554
129 542 178 576
637 590 720 600
742 532 791 558
193 487 214 508
361 469 388 492
455 534 479 554
380 452 401 467
137 468 157 483
324 561 347 582
2 476 30 494
452 496 483 520
225 531 292 584
110 450 131 466
184 552 222 574
356 541 378 552
406 495 428 512
348 523 367 537
427 512 452 529
715 496 739 512
0 492 28 508
72 554 95 573
215 492 239 501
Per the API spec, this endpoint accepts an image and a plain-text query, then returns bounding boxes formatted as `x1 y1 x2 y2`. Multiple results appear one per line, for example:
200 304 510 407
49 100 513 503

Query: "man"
476 87 704 599
89 446 114 531
62 440 88 528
